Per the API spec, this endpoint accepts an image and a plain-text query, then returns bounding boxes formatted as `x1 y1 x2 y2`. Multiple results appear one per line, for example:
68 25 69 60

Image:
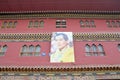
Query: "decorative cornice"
0 65 120 72
0 10 120 14
0 11 120 19
0 33 120 42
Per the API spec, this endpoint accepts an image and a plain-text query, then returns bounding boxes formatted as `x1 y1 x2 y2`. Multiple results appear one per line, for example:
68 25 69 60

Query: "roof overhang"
0 0 120 13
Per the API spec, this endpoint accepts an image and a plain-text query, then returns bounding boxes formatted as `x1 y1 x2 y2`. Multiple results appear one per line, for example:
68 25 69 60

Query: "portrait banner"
50 32 75 63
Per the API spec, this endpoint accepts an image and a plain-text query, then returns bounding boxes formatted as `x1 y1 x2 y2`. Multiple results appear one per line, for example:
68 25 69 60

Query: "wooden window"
34 45 41 56
111 21 117 27
61 20 66 28
40 21 44 27
85 44 91 56
2 45 7 54
21 45 28 56
29 45 34 56
4 21 7 27
56 20 61 28
80 20 84 27
34 21 39 27
80 20 95 28
98 44 105 56
90 20 96 27
91 44 98 56
85 44 105 56
13 21 17 28
22 45 27 52
106 20 120 28
21 45 41 56
28 20 44 28
116 20 120 27
1 21 7 28
56 20 61 25
56 20 66 28
0 45 7 56
28 21 33 28
106 20 111 27
7 21 12 28
85 20 90 27
1 21 17 28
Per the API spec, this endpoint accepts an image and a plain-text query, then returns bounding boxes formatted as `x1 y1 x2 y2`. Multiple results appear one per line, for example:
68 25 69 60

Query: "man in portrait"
50 32 75 63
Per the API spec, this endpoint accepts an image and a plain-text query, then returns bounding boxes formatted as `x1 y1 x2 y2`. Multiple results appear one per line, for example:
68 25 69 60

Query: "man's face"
55 35 68 50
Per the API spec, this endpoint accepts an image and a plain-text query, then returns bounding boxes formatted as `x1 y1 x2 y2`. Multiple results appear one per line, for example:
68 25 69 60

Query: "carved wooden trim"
0 13 120 19
0 65 120 72
0 33 120 42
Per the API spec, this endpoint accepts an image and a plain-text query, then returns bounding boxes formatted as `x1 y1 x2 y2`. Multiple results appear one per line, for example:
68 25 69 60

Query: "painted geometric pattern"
0 33 120 42
0 74 120 80
0 13 120 19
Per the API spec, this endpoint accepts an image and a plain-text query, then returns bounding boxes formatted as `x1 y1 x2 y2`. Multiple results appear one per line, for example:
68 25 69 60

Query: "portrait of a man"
50 32 75 63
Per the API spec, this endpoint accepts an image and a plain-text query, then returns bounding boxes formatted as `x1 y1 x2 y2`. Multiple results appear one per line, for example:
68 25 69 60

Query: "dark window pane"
40 21 44 27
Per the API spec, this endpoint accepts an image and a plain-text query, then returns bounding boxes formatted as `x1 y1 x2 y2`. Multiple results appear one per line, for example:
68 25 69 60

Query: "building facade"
0 0 120 80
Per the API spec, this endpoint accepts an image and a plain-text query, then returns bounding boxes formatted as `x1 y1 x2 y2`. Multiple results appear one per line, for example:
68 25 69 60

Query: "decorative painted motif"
0 33 120 42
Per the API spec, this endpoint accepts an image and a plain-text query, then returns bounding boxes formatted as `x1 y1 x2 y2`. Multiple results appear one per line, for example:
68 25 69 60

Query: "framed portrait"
50 32 75 63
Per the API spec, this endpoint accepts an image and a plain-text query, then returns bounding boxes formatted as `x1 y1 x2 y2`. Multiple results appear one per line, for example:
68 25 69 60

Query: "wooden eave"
0 10 120 19
0 65 120 72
